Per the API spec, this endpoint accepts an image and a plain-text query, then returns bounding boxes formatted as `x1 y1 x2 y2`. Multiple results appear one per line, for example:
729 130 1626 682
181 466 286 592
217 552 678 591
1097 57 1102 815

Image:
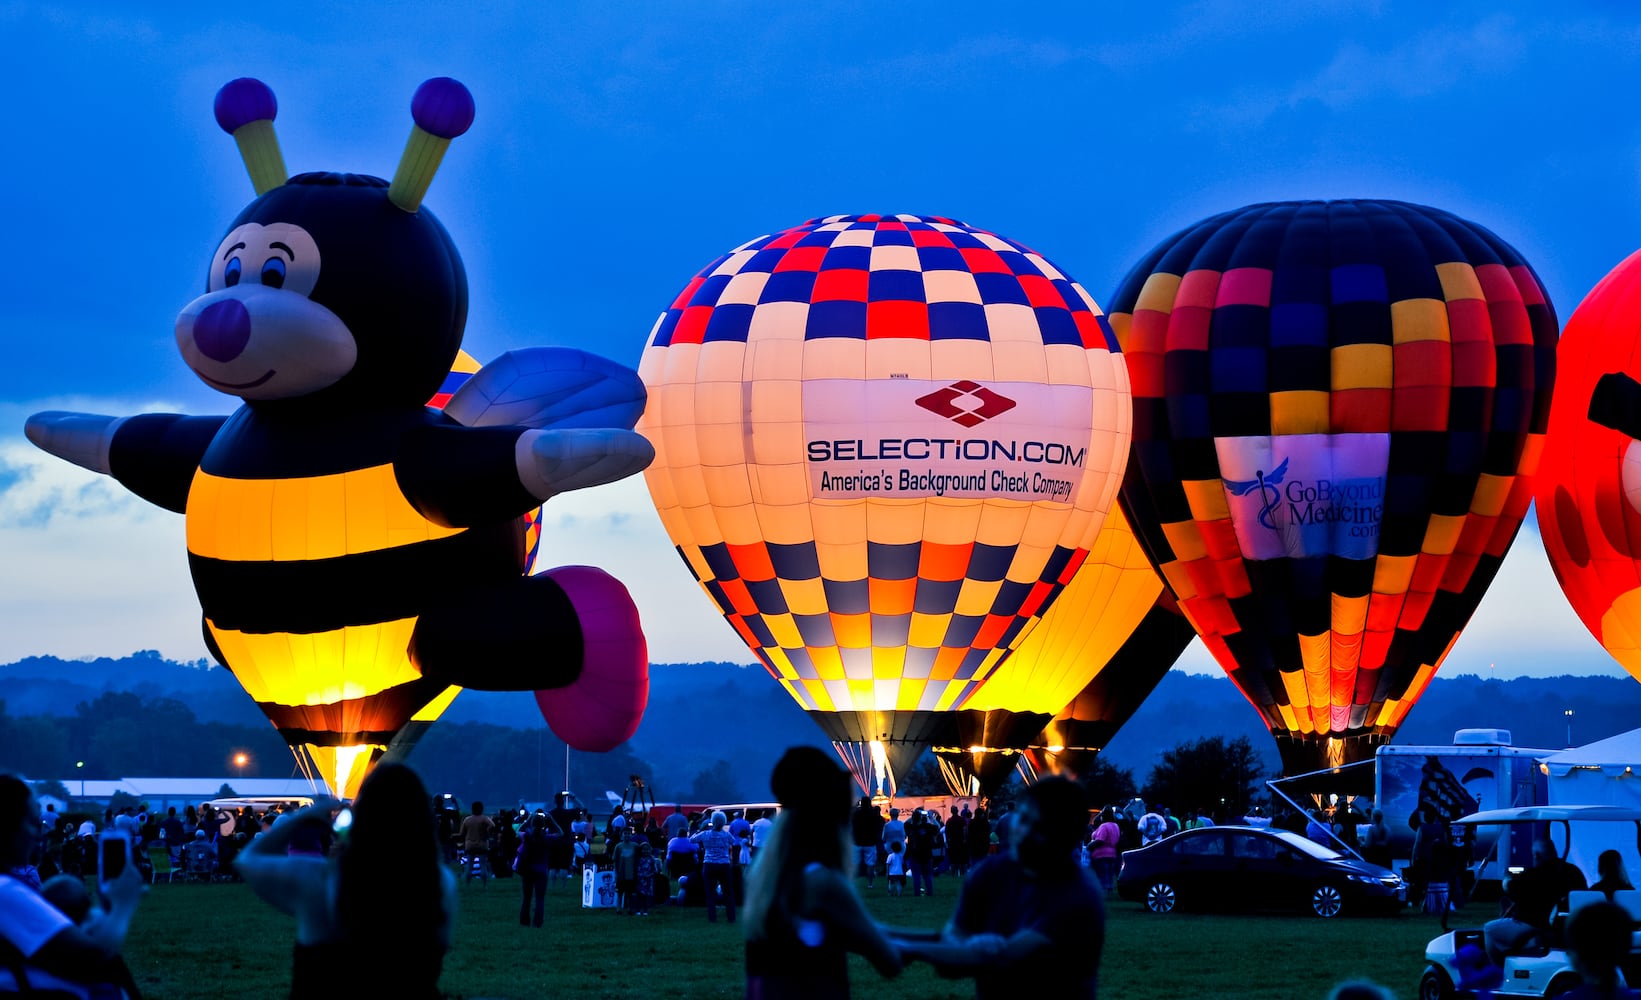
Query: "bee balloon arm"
397 424 655 527
26 412 227 514
25 411 126 475
395 424 544 529
515 428 655 502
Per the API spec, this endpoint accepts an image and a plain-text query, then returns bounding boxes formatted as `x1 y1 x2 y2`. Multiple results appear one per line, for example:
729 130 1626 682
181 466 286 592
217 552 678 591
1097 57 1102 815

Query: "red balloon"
1536 250 1641 677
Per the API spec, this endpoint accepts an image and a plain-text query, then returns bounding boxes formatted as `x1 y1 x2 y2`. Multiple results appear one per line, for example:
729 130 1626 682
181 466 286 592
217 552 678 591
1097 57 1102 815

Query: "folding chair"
147 847 175 884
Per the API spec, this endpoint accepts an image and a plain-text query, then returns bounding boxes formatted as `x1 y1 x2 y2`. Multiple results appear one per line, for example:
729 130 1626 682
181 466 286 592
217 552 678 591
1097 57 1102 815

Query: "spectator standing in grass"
906 810 937 897
663 807 690 842
750 808 774 862
515 812 552 928
1089 808 1121 895
692 811 739 923
1362 810 1392 869
459 801 495 885
237 763 456 999
946 807 970 877
743 747 902 998
881 808 907 869
897 777 1105 999
885 841 907 897
160 807 185 855
634 841 657 917
1138 809 1168 847
851 798 885 888
734 827 754 904
613 830 641 914
966 807 992 863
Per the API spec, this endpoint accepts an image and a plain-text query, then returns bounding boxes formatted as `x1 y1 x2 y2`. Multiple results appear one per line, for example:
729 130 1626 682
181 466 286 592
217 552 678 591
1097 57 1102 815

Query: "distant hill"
6 653 1641 796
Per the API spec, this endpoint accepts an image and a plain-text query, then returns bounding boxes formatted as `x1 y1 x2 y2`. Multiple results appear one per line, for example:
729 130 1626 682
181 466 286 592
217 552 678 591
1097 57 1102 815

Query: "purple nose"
193 299 252 363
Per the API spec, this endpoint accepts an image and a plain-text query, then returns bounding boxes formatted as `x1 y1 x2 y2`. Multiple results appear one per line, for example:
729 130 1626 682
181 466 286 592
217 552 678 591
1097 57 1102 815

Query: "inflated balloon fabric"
1108 200 1556 773
639 213 1131 784
1537 250 1641 678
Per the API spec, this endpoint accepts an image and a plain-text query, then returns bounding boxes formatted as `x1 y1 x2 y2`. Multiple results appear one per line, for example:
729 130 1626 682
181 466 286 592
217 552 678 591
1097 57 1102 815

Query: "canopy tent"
1539 730 1641 879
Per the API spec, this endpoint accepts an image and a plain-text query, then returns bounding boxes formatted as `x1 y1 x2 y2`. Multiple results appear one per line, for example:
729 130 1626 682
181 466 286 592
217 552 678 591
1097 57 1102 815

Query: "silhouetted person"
743 747 901 998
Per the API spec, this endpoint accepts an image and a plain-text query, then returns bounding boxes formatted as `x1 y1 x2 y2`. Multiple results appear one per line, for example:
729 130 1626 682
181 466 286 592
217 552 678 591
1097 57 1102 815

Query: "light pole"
1565 709 1575 748
75 760 84 801
233 752 249 781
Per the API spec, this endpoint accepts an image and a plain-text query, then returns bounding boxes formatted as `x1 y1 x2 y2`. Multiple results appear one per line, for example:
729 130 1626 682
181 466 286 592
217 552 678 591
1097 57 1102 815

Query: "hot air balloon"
638 214 1131 795
1537 249 1641 677
1108 200 1557 774
24 78 655 797
932 505 1170 795
1020 593 1198 782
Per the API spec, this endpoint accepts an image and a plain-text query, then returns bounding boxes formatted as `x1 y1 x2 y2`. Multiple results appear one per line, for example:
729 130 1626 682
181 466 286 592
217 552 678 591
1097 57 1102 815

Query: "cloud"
0 432 198 664
1196 13 1527 129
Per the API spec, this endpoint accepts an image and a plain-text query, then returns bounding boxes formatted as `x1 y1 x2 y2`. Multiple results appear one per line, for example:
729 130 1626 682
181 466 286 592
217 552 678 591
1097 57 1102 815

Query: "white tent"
1540 730 1641 880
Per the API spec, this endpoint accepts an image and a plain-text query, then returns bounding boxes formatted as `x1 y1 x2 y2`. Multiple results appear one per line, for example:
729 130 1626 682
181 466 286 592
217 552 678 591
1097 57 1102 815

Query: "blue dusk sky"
1 2 1637 681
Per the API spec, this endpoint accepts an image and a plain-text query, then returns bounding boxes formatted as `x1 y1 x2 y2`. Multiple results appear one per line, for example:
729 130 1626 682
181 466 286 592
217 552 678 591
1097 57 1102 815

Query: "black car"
1115 825 1405 918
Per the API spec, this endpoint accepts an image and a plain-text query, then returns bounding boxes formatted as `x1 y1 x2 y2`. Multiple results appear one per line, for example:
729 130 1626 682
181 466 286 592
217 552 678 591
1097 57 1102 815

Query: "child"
734 828 753 905
886 840 906 897
634 842 656 917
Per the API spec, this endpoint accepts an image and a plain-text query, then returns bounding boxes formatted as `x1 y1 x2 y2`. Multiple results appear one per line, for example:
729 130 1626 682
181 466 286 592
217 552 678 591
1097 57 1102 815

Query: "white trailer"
1374 729 1554 886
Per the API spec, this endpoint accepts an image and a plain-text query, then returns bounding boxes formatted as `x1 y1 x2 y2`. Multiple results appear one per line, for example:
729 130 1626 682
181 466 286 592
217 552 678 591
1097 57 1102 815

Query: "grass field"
120 872 1458 999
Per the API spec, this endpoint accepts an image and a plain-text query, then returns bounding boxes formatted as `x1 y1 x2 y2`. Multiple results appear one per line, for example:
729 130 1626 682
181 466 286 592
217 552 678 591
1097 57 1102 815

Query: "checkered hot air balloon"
1108 200 1557 775
637 214 1131 796
1537 250 1641 677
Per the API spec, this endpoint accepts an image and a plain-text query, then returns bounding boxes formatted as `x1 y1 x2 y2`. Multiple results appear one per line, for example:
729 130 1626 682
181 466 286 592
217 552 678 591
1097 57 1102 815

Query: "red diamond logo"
914 380 1017 427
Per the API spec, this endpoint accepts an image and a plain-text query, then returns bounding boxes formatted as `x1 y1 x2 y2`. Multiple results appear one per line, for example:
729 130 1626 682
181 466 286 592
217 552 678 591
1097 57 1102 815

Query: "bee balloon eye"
224 257 242 287
260 257 286 289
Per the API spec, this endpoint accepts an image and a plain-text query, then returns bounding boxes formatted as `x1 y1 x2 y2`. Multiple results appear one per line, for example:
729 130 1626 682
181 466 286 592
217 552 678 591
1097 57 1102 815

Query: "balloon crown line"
212 77 476 213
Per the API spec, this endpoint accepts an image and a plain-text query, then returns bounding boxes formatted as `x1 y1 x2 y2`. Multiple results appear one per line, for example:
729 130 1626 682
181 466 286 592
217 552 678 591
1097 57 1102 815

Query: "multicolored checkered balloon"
637 214 1131 794
1108 199 1558 774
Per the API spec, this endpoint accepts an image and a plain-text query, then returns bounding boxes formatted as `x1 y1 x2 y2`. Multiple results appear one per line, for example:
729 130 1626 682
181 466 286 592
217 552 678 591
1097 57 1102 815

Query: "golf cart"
1419 805 1641 999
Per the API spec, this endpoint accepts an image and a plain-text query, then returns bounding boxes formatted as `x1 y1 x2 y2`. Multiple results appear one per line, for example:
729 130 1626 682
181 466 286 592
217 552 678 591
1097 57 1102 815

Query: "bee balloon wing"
442 347 647 431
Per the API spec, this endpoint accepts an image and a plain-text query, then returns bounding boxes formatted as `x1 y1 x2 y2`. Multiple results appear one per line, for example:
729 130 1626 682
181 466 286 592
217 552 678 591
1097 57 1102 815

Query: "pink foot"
534 566 648 750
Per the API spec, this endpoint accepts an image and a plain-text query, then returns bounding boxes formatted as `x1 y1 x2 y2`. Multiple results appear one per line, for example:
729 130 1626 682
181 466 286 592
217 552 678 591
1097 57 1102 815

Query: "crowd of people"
17 798 320 888
7 763 1641 998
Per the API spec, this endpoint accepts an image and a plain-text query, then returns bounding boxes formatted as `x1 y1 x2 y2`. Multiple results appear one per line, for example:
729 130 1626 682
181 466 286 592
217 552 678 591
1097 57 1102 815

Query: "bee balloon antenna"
388 78 474 213
214 78 288 195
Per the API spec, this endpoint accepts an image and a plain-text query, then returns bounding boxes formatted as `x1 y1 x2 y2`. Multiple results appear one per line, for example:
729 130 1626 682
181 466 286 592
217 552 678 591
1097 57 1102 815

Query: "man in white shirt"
882 807 907 860
749 809 774 860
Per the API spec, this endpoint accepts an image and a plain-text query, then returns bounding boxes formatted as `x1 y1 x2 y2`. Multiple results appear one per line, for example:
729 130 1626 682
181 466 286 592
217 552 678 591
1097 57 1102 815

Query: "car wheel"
1144 880 1177 913
1418 967 1453 1000
1547 974 1583 998
1310 883 1344 918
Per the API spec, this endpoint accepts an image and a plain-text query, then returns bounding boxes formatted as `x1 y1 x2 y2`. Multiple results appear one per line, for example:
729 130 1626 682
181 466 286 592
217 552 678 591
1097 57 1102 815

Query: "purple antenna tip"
214 78 278 134
410 78 475 139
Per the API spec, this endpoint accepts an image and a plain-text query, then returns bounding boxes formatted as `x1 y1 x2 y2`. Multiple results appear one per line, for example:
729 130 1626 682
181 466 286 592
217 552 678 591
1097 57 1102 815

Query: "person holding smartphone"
235 763 456 999
0 773 146 997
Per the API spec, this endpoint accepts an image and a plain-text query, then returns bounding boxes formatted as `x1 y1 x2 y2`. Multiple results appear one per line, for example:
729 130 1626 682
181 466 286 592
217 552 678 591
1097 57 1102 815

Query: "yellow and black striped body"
186 404 528 796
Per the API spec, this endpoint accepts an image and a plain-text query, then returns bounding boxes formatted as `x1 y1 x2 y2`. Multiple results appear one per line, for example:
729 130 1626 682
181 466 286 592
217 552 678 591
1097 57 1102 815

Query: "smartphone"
333 808 354 834
99 831 131 883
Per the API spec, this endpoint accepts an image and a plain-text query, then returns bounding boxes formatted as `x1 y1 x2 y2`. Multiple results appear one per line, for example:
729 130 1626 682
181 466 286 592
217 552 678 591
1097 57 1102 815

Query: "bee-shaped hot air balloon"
25 78 655 797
